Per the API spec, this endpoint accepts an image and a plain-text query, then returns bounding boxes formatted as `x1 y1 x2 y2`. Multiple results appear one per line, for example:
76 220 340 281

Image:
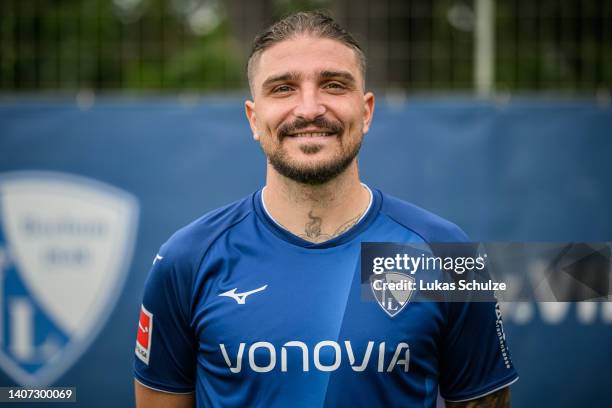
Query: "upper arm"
133 246 197 393
445 386 510 408
135 380 195 408
439 301 518 401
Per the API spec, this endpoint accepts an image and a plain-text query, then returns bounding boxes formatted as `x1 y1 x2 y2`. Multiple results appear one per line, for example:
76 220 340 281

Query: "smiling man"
134 11 517 408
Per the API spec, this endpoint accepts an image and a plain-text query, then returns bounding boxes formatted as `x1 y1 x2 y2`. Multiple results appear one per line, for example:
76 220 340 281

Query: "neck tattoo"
294 211 362 243
301 211 331 241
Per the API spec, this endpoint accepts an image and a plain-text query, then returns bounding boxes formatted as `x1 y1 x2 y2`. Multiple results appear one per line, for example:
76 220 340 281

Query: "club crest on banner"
370 272 414 317
0 172 138 385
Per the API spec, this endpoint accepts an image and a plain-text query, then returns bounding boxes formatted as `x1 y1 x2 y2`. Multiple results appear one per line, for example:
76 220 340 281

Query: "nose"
293 87 326 120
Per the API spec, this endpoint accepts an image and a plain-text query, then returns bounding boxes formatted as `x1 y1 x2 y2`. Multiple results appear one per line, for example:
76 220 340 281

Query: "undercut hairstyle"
247 11 366 93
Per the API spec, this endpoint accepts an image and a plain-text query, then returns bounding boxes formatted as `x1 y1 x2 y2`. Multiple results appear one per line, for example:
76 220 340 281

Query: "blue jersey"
134 187 518 407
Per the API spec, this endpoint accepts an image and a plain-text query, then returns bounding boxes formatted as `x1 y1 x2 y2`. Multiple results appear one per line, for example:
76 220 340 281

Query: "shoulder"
158 193 255 268
377 190 469 243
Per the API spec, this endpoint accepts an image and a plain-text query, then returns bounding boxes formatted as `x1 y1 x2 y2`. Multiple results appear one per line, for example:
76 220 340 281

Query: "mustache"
277 117 344 140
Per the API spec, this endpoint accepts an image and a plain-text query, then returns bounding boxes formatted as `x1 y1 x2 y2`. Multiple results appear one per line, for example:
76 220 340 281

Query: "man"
134 11 518 408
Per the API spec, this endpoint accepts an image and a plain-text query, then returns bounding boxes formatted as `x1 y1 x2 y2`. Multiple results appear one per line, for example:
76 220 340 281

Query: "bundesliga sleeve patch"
135 305 153 365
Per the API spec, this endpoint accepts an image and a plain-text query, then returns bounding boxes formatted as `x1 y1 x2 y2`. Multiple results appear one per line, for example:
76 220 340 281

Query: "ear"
362 92 375 134
244 100 259 140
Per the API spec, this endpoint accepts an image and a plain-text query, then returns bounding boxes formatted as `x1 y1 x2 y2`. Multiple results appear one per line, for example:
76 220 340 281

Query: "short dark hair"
247 11 366 92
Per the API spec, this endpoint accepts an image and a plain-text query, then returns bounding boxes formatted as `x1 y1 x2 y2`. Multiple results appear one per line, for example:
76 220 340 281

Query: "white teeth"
292 132 331 137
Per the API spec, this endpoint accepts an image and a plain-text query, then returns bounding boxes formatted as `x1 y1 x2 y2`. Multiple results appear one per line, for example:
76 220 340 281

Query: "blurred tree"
0 0 245 91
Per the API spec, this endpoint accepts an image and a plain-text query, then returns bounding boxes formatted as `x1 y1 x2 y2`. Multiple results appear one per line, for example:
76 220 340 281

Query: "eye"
323 82 347 92
272 85 293 94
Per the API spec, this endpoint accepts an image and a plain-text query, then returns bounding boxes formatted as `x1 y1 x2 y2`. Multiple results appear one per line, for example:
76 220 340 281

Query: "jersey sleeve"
438 300 518 402
133 244 197 393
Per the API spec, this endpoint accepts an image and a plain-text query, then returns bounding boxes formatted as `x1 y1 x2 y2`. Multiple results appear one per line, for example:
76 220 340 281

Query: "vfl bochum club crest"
370 272 414 317
0 172 138 385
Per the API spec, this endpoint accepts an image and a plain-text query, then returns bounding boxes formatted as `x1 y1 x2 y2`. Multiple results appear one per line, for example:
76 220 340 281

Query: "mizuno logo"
153 254 163 265
219 285 268 305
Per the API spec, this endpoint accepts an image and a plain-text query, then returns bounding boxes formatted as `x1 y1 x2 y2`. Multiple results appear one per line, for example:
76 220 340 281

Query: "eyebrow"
319 70 357 86
261 72 302 90
261 70 358 91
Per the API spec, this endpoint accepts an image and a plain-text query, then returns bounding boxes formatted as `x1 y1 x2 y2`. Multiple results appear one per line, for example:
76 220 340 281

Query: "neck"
262 161 371 243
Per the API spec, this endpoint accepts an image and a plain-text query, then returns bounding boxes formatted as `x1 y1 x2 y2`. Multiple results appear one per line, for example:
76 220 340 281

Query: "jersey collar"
253 184 381 249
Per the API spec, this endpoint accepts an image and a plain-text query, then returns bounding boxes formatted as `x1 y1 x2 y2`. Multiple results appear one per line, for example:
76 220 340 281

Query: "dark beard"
268 139 361 185
265 116 361 185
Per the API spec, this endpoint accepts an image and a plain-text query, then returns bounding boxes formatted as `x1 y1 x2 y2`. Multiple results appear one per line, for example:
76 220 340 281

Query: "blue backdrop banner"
0 97 610 407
